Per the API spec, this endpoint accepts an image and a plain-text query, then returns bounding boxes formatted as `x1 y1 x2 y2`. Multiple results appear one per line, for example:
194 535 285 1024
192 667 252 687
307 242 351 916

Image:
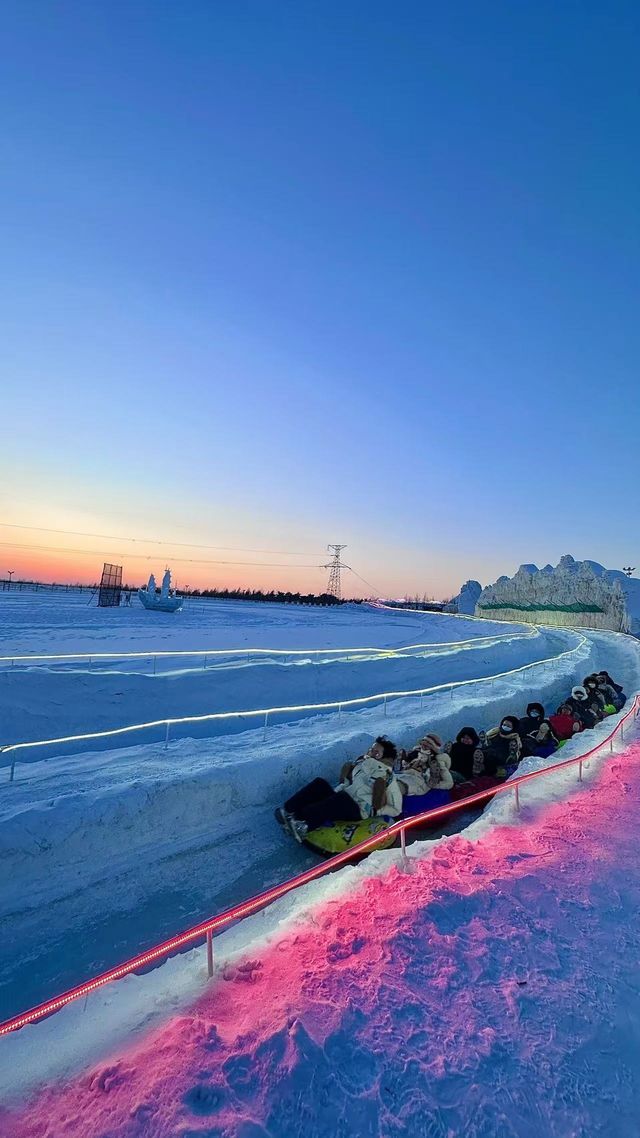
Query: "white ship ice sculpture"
138 568 183 613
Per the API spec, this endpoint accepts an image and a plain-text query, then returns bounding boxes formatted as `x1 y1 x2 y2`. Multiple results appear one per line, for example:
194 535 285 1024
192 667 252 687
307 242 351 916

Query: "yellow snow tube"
304 816 396 857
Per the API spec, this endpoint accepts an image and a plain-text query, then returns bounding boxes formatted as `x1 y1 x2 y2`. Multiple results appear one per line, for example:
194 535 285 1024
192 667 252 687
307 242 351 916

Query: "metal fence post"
400 825 411 872
164 723 170 750
578 760 583 782
620 722 624 741
9 758 15 783
153 656 157 675
204 655 208 670
206 931 214 978
514 784 520 812
383 696 387 716
263 712 269 740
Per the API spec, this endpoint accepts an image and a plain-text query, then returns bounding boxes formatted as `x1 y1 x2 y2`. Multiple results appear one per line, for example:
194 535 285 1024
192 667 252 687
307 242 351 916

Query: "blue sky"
1 1 639 596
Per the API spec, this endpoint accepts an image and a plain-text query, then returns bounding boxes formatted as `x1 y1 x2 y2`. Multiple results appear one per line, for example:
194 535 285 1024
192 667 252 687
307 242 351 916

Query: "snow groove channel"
1 627 582 774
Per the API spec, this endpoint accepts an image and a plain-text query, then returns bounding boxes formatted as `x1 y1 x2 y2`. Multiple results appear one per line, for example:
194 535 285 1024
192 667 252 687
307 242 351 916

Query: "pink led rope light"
0 695 637 1038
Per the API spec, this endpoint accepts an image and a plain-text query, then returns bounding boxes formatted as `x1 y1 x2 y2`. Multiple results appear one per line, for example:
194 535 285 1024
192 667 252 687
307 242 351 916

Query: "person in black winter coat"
567 686 599 729
445 727 480 781
517 702 558 757
583 676 607 719
596 671 626 710
479 715 522 778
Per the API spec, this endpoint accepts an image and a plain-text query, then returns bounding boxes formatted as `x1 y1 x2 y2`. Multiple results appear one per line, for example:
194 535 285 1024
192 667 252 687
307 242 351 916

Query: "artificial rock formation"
476 555 631 633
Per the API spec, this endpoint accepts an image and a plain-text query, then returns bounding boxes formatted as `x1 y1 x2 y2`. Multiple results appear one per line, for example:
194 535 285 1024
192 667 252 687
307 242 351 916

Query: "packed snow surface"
4 736 640 1137
0 591 526 657
0 588 637 1037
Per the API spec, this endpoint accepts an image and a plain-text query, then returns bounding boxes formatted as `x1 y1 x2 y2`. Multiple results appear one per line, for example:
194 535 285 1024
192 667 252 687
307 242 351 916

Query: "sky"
1 0 639 599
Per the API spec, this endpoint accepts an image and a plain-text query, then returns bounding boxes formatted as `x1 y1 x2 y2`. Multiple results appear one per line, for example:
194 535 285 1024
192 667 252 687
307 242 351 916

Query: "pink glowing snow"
5 743 640 1137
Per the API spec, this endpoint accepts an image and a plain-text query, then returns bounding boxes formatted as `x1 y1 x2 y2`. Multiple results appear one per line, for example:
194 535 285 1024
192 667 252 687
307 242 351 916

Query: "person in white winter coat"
424 750 454 792
278 736 403 843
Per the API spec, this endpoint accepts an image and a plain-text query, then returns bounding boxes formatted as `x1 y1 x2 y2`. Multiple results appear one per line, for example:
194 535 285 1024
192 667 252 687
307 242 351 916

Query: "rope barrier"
0 693 636 1037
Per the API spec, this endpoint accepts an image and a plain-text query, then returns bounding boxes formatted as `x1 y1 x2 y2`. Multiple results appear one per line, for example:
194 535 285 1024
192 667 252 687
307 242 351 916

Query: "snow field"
0 592 527 657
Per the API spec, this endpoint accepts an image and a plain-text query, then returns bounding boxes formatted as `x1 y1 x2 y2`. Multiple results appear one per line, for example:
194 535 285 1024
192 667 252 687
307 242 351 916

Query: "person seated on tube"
596 670 626 711
583 675 607 720
398 735 454 817
474 715 522 779
566 685 600 729
548 702 584 742
516 702 559 759
442 726 481 783
276 736 403 844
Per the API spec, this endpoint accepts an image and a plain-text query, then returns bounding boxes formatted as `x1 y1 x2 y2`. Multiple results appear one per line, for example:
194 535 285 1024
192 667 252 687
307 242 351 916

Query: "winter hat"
500 716 519 733
456 726 480 746
418 733 443 753
571 685 588 701
526 702 544 718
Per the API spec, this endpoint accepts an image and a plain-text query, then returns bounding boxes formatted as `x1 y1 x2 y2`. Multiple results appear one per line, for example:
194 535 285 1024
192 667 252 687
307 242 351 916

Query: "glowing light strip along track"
0 694 636 1037
0 627 538 665
1 634 587 758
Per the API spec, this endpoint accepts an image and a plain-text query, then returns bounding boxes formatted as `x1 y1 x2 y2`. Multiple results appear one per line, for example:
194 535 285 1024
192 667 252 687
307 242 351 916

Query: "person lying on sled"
276 736 403 843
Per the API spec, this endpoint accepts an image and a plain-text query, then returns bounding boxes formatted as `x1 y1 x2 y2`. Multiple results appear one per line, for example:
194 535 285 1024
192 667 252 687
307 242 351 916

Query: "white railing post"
400 825 411 872
263 712 269 741
620 722 624 741
578 760 583 782
206 930 214 978
514 784 520 812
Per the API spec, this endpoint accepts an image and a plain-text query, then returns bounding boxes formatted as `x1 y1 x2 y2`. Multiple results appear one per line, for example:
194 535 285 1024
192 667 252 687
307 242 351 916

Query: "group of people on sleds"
276 669 626 844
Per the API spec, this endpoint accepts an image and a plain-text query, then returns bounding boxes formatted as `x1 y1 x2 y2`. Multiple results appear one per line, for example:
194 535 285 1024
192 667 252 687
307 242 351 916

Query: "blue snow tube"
402 788 452 818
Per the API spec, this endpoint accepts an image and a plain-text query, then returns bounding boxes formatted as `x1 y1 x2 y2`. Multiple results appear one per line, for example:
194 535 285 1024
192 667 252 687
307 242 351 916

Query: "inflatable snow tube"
304 816 395 857
450 775 502 803
402 789 452 818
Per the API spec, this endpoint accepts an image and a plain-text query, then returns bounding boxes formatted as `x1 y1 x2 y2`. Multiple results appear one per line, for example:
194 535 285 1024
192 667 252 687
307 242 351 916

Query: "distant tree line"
182 586 362 606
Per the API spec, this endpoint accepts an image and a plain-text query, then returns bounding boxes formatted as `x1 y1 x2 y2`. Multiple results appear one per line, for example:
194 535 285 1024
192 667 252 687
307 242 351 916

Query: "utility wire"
0 540 322 569
345 566 384 597
0 523 321 558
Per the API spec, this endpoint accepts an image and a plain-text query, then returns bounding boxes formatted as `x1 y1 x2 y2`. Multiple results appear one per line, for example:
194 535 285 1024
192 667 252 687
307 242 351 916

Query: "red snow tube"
450 775 502 803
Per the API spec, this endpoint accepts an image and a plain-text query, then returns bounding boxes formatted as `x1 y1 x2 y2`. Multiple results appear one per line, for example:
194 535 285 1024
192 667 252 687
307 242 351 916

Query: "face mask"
529 710 541 719
500 723 512 735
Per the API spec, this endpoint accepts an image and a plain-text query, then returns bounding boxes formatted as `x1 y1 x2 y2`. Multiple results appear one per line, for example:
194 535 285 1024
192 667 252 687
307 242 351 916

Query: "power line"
0 523 321 558
0 540 323 569
346 566 384 597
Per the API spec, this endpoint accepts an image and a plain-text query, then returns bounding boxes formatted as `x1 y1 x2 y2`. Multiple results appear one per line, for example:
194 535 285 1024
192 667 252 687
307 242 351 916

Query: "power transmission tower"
622 566 636 577
324 544 348 600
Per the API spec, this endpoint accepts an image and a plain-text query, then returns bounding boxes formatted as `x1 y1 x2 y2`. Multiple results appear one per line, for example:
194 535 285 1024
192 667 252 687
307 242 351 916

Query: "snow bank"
5 731 640 1131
